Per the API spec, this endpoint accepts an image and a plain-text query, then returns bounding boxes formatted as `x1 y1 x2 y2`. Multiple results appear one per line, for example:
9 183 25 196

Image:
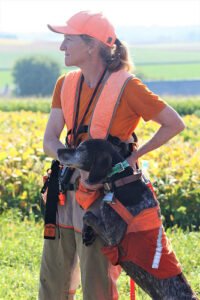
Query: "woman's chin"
65 58 72 66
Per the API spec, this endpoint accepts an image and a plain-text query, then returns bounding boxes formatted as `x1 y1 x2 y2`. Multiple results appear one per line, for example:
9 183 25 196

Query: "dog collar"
108 160 130 177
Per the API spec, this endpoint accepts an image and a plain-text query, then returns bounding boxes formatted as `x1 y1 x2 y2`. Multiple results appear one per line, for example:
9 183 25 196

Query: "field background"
0 40 200 91
0 39 200 299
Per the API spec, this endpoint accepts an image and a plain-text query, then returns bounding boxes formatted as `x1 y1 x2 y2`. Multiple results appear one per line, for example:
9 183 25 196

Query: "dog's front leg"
83 211 110 245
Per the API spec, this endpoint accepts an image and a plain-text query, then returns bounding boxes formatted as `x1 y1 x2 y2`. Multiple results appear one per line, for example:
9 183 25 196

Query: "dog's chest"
100 189 158 246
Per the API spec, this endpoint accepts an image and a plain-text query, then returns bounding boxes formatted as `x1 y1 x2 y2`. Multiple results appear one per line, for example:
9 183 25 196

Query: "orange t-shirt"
52 73 166 141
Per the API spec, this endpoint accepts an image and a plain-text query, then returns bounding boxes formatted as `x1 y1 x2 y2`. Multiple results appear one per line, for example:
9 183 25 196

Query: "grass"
0 41 200 89
135 63 200 80
0 211 43 300
1 63 200 91
131 44 200 64
0 211 199 300
1 40 200 67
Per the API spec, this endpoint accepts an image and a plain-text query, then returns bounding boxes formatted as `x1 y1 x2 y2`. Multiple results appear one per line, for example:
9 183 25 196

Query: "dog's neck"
107 150 144 206
109 152 134 181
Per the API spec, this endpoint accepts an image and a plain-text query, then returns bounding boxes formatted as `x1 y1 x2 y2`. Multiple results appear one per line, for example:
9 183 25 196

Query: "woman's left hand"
126 150 139 167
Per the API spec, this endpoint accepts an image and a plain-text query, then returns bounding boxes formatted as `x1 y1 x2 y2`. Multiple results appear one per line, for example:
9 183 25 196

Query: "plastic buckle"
103 192 115 203
103 182 111 194
118 162 125 173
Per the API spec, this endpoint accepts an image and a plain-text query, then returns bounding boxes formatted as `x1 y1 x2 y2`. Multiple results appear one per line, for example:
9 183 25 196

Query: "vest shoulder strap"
89 70 133 139
61 70 82 130
61 69 134 142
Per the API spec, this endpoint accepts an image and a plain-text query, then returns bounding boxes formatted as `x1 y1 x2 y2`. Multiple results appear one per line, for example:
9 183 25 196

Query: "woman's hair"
80 35 133 72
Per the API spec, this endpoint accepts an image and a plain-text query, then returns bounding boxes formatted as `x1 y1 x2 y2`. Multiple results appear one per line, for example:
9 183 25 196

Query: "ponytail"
80 34 134 72
99 38 133 72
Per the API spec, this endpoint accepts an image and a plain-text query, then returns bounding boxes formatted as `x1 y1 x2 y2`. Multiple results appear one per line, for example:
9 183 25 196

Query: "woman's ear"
88 39 101 56
87 152 112 184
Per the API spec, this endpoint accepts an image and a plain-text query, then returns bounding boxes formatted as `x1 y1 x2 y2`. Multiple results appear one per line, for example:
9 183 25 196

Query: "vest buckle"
103 192 115 204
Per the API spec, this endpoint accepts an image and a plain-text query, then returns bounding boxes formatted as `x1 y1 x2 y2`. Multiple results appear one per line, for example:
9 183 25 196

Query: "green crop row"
0 96 200 116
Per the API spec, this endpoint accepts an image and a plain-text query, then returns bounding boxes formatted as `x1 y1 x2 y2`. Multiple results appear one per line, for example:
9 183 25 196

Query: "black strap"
44 160 60 239
107 133 138 158
71 68 107 146
66 125 88 145
72 75 84 143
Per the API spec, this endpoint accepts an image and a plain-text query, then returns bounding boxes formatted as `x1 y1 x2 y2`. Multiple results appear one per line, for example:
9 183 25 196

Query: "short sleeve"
51 75 65 109
124 77 166 121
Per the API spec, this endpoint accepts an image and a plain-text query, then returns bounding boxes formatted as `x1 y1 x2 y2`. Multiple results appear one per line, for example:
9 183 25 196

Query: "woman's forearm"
137 123 184 159
127 106 185 166
43 138 65 159
43 108 66 159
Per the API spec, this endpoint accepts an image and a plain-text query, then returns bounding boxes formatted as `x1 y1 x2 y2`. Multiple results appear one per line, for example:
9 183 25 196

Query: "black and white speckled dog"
58 139 198 300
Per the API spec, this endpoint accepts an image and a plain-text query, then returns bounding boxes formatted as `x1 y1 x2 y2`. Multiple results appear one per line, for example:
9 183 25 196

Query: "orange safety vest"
61 69 133 140
61 69 136 210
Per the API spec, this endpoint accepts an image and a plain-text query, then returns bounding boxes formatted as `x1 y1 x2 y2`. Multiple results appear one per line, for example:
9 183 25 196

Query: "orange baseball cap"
47 11 116 47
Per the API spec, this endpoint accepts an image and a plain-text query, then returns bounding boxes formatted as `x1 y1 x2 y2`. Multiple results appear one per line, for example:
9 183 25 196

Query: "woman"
39 11 185 300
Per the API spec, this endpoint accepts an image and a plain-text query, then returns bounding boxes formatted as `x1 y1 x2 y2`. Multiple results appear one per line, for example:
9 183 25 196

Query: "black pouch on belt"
44 160 60 240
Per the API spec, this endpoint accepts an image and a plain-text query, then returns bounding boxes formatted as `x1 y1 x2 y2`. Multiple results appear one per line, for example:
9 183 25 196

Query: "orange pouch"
75 181 102 210
44 223 56 239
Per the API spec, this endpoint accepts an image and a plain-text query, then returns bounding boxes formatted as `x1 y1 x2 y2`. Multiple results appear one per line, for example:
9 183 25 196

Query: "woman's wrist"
126 151 139 166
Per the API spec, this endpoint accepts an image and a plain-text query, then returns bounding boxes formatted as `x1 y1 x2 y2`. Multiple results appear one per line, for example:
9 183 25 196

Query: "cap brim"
47 24 79 35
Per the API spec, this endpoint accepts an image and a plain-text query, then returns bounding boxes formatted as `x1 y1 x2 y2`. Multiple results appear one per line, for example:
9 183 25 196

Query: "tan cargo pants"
38 171 120 300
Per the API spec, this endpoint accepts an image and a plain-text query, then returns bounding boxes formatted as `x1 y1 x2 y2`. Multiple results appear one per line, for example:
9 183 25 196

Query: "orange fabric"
102 227 182 279
44 224 56 239
127 207 162 233
58 192 66 206
60 70 81 131
57 224 82 233
75 181 103 210
89 70 132 139
52 73 166 142
61 69 132 140
48 11 116 47
109 200 162 233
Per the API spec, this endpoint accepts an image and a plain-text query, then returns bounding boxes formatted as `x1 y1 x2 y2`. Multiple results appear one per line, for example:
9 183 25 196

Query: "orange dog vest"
102 200 182 279
75 181 103 210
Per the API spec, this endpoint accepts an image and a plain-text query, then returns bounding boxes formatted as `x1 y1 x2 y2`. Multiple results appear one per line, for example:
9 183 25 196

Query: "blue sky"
0 0 200 33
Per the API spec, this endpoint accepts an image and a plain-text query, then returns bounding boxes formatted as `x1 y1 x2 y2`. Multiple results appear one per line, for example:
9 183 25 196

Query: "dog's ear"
87 152 112 184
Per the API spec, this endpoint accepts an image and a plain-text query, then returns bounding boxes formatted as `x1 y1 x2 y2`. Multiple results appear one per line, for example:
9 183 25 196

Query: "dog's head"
57 139 114 184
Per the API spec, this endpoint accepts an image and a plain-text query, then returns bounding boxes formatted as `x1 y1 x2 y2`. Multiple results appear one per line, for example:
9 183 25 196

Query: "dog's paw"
82 224 96 246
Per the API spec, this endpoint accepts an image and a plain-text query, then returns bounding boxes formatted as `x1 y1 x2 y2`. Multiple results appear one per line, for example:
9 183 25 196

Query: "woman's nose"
60 40 67 51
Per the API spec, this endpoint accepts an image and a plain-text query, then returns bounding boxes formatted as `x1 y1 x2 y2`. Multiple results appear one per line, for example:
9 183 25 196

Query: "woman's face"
60 35 89 67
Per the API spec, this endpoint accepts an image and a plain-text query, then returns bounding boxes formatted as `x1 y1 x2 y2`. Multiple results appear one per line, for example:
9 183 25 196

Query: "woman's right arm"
43 108 66 159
